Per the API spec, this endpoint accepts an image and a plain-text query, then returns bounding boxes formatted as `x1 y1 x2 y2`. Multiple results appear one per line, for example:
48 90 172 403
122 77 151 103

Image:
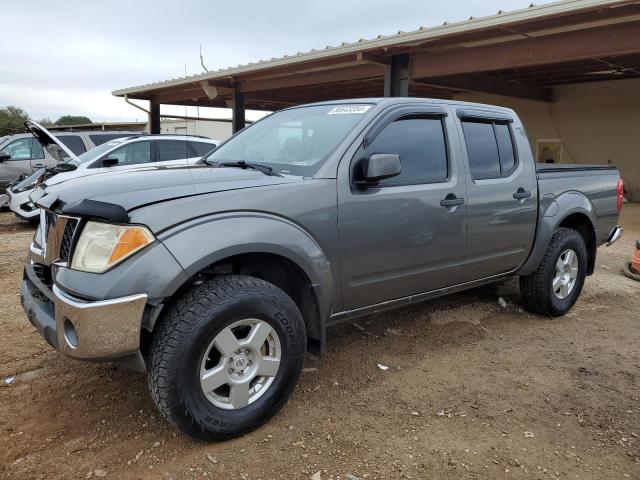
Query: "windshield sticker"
327 105 372 115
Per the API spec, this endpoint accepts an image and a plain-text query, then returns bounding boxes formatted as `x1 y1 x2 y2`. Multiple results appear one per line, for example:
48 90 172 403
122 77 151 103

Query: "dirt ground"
0 206 638 480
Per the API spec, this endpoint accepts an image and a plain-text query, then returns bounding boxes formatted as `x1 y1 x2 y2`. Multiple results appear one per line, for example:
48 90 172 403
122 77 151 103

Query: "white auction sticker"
327 105 372 115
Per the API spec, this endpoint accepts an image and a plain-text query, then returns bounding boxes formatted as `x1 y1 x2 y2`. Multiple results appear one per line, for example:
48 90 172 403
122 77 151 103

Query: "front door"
0 137 46 184
338 108 467 310
456 110 538 281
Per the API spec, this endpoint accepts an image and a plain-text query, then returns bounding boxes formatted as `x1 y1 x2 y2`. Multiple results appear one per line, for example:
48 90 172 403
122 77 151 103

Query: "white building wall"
454 78 640 202
160 119 233 142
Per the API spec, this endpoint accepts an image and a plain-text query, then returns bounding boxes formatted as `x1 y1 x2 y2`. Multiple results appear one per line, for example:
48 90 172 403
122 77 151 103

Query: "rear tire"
520 227 587 316
148 275 306 441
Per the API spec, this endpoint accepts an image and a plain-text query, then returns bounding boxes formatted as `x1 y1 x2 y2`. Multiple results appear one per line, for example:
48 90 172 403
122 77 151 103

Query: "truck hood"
33 164 301 216
24 120 80 163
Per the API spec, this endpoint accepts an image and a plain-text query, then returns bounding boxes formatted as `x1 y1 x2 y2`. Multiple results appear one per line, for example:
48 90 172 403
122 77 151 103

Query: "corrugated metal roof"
112 0 628 96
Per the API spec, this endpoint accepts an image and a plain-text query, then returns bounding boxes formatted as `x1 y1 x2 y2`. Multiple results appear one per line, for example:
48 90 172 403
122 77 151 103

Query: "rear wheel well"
558 213 596 275
147 253 323 357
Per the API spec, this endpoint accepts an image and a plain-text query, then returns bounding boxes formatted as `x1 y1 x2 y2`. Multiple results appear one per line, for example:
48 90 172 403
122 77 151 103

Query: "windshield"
75 137 130 164
205 104 373 175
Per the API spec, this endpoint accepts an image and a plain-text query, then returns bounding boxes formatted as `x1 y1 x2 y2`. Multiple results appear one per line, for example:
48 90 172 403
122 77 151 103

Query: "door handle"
32 163 45 168
440 194 465 208
513 188 532 200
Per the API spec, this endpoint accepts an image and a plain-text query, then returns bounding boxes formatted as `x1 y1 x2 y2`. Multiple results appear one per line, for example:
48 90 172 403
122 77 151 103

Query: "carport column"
232 84 245 134
148 101 161 134
384 54 410 97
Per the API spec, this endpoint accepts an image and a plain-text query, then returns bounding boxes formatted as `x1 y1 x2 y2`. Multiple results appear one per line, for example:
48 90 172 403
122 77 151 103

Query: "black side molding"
61 199 129 223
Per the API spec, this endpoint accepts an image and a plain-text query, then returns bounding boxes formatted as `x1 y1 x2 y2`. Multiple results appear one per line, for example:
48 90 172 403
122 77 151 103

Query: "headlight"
13 182 37 193
71 221 155 273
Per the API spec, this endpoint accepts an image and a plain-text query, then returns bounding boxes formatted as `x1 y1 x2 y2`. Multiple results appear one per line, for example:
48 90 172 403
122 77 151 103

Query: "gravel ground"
0 205 639 480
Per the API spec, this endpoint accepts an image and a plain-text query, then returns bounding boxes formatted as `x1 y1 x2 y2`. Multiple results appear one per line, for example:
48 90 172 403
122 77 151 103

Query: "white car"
8 122 219 222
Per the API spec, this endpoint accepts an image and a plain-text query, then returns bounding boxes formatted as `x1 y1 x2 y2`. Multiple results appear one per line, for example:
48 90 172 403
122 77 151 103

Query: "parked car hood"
34 164 301 214
24 120 80 163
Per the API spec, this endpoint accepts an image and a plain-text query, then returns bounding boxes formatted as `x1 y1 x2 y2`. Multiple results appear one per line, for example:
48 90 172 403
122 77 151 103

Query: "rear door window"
461 120 517 179
156 140 190 162
57 135 86 155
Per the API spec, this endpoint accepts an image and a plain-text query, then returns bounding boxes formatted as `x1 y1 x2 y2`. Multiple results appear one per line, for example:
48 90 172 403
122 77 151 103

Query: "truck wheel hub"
553 248 579 300
199 318 282 410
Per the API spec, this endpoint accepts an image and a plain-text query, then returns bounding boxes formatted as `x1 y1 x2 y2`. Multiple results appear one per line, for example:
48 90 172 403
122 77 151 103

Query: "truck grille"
59 219 78 262
41 211 80 265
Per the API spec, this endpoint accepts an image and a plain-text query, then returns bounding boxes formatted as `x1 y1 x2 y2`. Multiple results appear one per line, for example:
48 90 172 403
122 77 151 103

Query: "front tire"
148 275 306 441
519 227 587 316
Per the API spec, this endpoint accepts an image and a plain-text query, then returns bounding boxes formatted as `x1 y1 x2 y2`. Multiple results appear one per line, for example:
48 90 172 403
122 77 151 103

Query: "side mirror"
355 153 401 187
102 157 119 167
0 151 10 162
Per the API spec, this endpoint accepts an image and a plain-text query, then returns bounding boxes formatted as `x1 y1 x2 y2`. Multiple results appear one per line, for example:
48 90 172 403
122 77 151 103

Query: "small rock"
302 368 318 373
206 453 218 464
152 441 160 448
94 469 107 478
410 411 419 416
498 297 507 308
377 364 389 371
524 431 535 438
346 475 362 480
4 376 15 385
310 471 322 480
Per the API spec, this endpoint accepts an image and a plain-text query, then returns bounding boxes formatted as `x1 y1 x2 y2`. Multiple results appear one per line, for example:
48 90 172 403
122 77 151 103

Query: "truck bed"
536 163 620 245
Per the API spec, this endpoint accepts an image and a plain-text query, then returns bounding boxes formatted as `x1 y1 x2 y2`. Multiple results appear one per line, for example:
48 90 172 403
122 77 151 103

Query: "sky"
1 0 556 123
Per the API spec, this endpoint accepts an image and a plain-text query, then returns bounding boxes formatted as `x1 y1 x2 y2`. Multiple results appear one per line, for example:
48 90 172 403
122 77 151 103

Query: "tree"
54 115 92 126
0 106 29 136
37 117 54 127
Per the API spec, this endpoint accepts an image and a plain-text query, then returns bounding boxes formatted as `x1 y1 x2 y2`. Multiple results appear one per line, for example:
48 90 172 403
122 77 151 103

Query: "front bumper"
20 263 147 361
8 188 39 220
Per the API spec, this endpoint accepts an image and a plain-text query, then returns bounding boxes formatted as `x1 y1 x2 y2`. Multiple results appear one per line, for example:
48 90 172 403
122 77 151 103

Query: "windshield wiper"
217 161 282 177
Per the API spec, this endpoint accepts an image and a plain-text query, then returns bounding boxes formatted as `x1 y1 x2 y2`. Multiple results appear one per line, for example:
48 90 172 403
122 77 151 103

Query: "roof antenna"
200 45 209 72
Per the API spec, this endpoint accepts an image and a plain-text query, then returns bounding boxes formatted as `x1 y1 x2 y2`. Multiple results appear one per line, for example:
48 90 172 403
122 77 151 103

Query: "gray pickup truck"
21 98 624 441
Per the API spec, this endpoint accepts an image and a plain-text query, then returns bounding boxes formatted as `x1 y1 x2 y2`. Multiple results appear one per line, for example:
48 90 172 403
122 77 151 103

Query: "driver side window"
3 138 44 161
104 141 151 166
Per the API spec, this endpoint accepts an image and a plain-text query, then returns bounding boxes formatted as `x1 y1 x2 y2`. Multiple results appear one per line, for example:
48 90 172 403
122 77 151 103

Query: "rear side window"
189 141 216 157
157 140 190 162
461 120 517 179
57 135 86 155
366 116 448 186
89 133 135 146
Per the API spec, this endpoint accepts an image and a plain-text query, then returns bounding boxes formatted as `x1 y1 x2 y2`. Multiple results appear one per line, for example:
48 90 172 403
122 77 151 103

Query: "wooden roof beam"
414 74 553 102
412 21 640 78
238 63 387 93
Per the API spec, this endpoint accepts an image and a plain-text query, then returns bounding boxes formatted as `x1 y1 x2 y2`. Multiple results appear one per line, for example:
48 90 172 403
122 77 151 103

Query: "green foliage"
38 117 54 127
54 115 92 126
0 106 29 136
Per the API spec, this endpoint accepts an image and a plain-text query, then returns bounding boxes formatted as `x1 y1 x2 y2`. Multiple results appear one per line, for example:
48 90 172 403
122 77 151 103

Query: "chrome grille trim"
41 210 80 266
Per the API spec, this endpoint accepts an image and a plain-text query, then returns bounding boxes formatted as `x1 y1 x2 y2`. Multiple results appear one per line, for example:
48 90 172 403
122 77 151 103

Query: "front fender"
157 212 335 320
518 191 597 276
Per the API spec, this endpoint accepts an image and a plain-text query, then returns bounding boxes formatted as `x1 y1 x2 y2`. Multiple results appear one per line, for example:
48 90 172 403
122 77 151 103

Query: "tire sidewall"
546 232 587 315
172 288 304 439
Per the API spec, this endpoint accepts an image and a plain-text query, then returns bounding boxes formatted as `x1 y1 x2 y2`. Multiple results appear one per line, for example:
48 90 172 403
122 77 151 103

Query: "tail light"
616 178 624 212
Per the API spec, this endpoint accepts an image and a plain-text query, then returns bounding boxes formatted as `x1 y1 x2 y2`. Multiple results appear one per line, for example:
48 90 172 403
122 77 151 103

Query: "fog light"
63 319 79 348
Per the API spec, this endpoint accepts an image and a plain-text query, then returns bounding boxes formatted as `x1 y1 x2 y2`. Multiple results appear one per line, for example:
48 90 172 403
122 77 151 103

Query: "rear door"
154 139 192 166
456 109 537 281
338 106 467 310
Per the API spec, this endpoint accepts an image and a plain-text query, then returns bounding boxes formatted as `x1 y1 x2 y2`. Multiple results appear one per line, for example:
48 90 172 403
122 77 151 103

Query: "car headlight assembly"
71 221 155 273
